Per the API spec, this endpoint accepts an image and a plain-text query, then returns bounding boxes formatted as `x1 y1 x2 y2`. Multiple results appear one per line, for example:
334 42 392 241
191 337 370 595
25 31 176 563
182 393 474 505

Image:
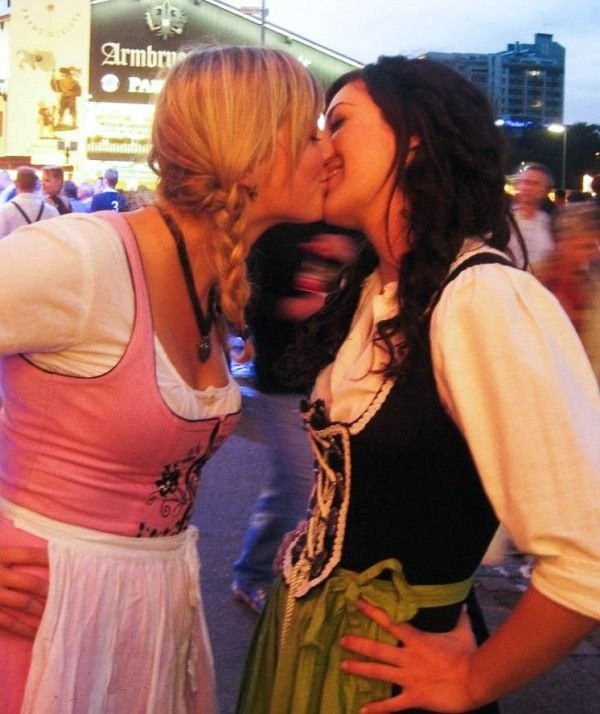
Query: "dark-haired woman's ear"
405 135 421 167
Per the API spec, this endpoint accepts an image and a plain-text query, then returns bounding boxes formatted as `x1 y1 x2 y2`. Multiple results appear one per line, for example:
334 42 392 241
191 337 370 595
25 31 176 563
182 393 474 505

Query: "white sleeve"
0 209 11 239
0 214 131 364
431 262 600 619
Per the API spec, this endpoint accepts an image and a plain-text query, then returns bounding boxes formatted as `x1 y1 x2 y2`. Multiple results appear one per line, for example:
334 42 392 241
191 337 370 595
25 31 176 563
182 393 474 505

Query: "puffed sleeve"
431 261 600 618
0 215 103 356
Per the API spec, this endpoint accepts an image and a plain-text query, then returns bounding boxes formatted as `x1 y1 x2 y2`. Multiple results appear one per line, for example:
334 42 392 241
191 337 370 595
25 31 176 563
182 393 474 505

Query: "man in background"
42 165 72 215
0 166 59 238
509 163 557 273
90 168 128 212
77 182 94 211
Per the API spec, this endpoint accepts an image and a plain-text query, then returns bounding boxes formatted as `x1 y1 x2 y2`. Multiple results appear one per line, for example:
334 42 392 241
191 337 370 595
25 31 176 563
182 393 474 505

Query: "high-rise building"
426 33 565 128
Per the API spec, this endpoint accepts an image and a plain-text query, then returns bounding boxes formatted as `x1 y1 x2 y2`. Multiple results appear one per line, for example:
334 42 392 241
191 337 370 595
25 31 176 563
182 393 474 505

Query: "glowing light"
547 123 566 134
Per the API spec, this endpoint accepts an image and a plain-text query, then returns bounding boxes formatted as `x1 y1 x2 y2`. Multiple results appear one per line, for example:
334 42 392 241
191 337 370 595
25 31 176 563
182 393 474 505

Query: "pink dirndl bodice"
0 211 240 537
0 211 241 713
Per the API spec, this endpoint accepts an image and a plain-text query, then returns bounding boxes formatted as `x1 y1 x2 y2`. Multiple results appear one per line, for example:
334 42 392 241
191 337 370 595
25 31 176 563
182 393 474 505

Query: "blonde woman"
0 46 327 713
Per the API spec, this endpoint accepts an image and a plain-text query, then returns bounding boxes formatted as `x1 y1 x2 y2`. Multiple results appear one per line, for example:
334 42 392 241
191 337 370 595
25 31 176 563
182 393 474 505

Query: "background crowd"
0 165 134 238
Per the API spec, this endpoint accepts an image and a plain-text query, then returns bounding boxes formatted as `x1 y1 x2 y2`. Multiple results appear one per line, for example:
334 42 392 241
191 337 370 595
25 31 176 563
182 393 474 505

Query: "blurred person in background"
552 187 567 210
123 184 156 211
231 221 361 614
592 173 600 204
508 162 556 273
546 201 600 380
0 170 15 203
566 189 592 203
63 180 90 213
76 181 94 211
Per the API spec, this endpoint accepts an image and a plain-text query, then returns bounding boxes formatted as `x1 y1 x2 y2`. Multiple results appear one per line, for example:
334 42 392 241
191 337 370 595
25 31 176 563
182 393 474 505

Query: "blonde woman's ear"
238 169 257 189
238 172 259 201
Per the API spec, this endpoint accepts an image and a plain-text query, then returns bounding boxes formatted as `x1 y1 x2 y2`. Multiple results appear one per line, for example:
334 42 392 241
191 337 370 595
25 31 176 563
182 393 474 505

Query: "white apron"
1 497 217 714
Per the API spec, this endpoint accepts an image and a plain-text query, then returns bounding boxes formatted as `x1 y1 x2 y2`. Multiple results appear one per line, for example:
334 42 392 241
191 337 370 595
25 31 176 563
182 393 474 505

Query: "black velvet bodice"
286 253 516 604
340 356 498 584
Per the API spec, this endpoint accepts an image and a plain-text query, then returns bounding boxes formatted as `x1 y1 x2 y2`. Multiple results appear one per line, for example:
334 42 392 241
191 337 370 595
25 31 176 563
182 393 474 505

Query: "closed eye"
328 117 344 133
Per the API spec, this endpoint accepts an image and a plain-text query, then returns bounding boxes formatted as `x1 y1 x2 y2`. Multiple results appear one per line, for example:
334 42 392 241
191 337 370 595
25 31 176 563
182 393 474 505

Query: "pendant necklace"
159 208 217 363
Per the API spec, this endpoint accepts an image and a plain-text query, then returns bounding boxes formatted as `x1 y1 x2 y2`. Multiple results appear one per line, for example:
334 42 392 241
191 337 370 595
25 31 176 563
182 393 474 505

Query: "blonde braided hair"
149 45 323 328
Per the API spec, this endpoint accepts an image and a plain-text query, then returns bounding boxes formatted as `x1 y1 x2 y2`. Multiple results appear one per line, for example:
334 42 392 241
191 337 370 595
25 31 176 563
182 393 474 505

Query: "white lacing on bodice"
348 378 395 435
282 377 396 604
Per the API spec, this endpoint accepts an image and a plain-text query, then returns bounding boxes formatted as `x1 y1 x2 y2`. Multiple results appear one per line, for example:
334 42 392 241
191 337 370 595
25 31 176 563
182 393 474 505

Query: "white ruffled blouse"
312 241 600 619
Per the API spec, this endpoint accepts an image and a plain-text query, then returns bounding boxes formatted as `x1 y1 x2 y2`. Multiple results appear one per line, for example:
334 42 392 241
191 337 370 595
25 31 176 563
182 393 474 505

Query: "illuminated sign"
90 0 185 104
89 0 360 104
501 119 535 128
101 43 186 70
128 77 166 94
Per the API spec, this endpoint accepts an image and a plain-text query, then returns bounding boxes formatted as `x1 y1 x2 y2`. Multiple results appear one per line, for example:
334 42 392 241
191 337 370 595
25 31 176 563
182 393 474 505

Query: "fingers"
455 606 473 636
0 546 49 568
0 566 49 598
0 608 39 640
341 658 403 686
0 587 46 617
355 600 475 652
441 606 477 653
358 694 407 714
0 545 49 639
339 600 479 713
341 661 423 713
341 634 404 667
355 599 419 643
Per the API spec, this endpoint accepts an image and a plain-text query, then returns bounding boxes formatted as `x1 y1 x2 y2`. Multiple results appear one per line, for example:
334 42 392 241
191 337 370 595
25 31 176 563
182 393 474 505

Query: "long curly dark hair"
282 55 516 391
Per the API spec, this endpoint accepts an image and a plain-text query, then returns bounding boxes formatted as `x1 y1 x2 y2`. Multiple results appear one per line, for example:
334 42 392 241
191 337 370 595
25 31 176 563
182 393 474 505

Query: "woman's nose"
317 129 334 162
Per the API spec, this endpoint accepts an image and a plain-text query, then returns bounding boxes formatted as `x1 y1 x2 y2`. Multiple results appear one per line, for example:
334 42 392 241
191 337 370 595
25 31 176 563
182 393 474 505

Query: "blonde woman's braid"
206 183 252 329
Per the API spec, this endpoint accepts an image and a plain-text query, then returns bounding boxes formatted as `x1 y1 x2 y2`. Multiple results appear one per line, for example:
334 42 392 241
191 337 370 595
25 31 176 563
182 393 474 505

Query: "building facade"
427 33 565 128
0 0 361 183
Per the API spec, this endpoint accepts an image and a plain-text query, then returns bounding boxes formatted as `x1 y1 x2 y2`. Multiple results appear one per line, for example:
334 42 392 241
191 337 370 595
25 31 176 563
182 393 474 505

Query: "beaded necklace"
159 208 218 363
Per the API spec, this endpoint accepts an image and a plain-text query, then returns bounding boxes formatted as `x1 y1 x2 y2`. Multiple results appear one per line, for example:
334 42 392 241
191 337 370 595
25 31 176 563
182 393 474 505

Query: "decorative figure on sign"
146 1 188 40
17 49 56 72
50 67 82 130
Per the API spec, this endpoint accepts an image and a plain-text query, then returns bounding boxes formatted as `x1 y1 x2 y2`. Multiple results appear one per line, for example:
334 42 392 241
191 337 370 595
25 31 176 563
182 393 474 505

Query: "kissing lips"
325 156 342 176
325 159 342 190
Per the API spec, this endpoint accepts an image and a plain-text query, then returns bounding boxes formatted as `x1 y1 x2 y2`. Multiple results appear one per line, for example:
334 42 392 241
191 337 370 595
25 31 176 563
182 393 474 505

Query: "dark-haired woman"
236 55 599 714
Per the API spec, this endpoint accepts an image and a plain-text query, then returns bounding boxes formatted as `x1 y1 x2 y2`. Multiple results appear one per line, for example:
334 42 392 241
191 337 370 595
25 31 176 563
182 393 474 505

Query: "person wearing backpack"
0 167 58 239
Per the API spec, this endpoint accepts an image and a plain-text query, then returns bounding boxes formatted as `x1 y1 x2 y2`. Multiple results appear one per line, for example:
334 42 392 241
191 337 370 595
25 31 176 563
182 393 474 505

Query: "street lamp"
547 123 567 190
239 1 268 46
57 140 78 167
260 0 267 46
